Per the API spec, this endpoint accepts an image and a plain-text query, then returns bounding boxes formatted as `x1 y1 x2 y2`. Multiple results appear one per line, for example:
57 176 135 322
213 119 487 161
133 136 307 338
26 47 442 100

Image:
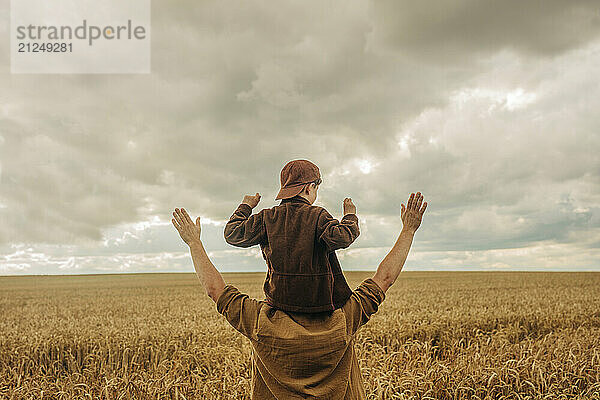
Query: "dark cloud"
368 0 600 61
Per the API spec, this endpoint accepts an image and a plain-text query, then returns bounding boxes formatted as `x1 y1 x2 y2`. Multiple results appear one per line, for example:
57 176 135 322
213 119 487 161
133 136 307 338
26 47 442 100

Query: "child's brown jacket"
224 196 359 312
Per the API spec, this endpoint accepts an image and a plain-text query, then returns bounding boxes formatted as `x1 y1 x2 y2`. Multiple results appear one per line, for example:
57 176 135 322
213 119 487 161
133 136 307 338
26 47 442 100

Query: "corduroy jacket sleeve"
317 208 360 251
224 203 266 248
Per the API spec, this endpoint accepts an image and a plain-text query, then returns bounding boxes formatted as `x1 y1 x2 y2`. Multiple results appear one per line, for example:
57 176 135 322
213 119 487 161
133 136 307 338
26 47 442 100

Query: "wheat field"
1 271 599 399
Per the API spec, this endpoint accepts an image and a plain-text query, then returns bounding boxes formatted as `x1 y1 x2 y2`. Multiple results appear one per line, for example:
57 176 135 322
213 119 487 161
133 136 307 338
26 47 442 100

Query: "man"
172 192 427 399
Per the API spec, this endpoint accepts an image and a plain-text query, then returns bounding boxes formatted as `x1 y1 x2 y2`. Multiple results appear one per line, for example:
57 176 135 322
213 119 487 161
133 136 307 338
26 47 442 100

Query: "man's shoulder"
216 284 264 314
340 278 386 335
344 279 386 311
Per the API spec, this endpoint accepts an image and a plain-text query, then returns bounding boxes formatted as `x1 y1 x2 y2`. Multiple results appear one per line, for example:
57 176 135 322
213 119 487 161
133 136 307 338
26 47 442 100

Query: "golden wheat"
1 272 599 399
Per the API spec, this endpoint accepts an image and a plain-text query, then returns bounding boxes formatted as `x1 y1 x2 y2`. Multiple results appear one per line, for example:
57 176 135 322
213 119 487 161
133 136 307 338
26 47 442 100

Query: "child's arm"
224 193 266 248
317 198 360 251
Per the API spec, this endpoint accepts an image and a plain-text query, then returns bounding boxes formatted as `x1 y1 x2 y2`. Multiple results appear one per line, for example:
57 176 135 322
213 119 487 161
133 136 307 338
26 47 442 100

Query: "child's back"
224 160 359 313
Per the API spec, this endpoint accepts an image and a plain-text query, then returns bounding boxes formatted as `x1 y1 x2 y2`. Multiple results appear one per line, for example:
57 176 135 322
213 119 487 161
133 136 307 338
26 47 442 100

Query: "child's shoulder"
263 203 328 215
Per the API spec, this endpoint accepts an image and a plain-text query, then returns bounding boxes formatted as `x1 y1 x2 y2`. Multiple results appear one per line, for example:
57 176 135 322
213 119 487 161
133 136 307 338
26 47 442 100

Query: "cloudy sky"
1 0 599 275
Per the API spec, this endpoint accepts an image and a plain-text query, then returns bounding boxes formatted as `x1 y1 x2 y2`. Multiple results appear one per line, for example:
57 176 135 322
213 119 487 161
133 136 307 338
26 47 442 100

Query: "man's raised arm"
372 192 427 293
172 208 226 302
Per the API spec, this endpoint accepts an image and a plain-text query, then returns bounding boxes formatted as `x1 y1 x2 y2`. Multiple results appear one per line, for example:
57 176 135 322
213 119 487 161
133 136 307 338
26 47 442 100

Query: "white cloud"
450 87 537 112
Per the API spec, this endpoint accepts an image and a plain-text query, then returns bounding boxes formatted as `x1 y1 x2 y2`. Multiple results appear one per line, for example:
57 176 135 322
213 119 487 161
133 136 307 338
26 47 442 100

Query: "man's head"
276 159 321 204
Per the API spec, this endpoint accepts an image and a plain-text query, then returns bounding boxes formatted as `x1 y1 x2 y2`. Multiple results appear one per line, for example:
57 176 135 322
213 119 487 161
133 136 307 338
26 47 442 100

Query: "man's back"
224 195 360 312
216 278 386 400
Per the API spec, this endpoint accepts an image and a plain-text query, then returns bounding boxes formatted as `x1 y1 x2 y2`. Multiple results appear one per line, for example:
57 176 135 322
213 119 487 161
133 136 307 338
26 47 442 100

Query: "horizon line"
2 269 600 277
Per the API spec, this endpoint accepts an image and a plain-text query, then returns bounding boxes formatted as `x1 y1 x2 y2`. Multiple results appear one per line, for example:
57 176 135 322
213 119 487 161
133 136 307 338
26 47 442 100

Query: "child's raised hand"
242 193 261 208
343 198 356 215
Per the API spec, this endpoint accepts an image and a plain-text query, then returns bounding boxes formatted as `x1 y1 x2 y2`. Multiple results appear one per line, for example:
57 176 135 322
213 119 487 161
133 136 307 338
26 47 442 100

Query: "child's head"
298 177 321 204
275 159 321 204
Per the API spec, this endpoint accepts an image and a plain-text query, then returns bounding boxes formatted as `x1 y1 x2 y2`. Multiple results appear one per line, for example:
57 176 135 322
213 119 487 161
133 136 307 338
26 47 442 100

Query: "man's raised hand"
400 192 427 233
172 208 202 246
242 193 261 209
343 198 356 215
